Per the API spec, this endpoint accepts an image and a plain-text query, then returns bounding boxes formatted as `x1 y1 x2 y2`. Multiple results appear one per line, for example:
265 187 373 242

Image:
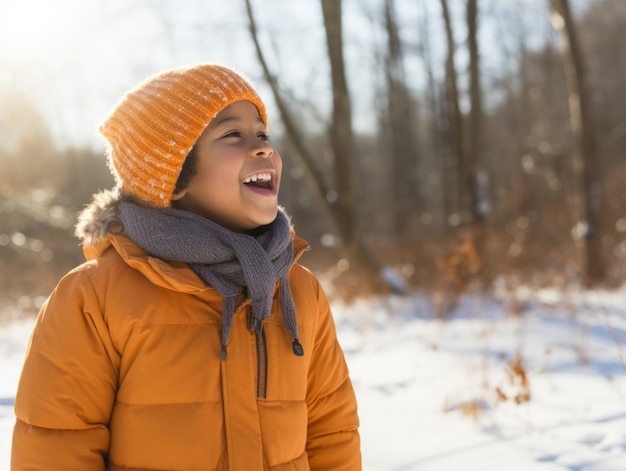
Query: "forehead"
210 100 263 126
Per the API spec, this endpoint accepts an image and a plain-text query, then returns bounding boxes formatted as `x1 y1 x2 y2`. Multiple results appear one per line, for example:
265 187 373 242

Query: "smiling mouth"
243 171 276 191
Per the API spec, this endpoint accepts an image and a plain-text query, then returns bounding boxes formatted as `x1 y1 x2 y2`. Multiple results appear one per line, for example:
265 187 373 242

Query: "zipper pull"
247 310 263 332
292 339 304 356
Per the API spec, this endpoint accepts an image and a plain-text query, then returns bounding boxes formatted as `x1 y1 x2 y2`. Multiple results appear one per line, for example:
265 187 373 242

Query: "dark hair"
173 145 199 195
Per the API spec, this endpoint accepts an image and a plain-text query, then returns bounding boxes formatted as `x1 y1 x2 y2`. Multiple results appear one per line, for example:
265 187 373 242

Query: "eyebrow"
211 115 264 128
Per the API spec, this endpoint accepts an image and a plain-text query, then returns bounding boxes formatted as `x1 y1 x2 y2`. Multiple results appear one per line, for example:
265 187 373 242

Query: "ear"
171 188 187 201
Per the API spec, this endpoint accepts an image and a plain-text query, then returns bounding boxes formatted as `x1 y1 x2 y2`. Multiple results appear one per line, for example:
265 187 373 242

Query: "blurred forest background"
1 0 625 317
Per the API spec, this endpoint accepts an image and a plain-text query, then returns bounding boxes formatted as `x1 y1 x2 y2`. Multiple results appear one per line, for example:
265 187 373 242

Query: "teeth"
244 172 271 183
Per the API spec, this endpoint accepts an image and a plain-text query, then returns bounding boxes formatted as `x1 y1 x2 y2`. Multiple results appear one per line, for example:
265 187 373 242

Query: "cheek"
196 159 239 192
273 154 283 182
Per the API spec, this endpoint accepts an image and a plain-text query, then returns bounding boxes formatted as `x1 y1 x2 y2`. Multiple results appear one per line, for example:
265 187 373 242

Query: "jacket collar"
78 190 310 294
85 232 310 295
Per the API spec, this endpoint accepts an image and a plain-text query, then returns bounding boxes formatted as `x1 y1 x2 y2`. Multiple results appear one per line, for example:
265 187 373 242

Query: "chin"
257 209 279 227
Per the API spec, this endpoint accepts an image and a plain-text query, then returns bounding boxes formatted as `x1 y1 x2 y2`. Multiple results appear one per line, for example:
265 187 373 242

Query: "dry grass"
497 356 532 405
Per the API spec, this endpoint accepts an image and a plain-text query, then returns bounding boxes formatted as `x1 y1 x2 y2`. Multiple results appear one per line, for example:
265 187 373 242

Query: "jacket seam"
271 450 308 468
14 417 106 433
257 398 306 403
113 399 223 406
108 462 180 471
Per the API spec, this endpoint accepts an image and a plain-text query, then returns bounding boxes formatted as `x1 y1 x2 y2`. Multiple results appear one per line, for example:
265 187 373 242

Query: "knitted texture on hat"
100 64 267 207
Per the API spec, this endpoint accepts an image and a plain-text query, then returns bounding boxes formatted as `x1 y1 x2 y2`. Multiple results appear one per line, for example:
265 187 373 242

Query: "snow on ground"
1 286 625 470
0 319 34 470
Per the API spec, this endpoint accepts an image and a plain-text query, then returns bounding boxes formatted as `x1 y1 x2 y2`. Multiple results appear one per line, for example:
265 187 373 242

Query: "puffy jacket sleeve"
305 277 361 470
11 267 119 470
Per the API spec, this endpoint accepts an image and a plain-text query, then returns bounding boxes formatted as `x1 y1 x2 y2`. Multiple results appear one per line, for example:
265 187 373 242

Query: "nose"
253 138 274 159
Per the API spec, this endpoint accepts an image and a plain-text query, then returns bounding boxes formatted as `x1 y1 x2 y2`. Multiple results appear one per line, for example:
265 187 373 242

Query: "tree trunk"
466 0 485 227
320 0 357 248
461 0 492 286
418 2 447 234
383 0 418 236
439 0 465 221
549 0 605 286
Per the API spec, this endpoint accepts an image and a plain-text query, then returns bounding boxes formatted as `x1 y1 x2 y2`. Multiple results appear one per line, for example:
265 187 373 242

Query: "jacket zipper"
245 246 310 399
256 326 268 399
248 310 268 399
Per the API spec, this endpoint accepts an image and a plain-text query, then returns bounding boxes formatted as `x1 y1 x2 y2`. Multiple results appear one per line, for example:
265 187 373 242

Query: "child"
11 63 361 470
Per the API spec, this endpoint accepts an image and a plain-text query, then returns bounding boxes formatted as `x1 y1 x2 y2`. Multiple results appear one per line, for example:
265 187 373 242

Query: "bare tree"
382 0 419 235
244 0 336 232
439 0 464 221
466 0 486 229
453 0 493 288
244 0 394 292
245 0 358 248
320 0 358 248
417 1 447 233
549 0 605 286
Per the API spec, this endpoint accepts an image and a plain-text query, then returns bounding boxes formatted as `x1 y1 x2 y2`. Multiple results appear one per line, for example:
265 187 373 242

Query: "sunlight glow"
0 0 92 63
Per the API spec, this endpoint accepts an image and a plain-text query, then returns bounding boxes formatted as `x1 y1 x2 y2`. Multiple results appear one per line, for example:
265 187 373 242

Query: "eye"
257 132 270 141
222 130 241 139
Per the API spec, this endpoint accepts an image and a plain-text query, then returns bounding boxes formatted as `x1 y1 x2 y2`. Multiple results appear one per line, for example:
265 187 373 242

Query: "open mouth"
243 171 275 191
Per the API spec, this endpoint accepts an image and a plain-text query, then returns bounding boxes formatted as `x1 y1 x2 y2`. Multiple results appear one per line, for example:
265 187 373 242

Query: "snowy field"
1 286 625 470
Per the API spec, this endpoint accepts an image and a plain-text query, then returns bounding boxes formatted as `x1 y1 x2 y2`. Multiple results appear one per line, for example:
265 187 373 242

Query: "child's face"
171 100 282 232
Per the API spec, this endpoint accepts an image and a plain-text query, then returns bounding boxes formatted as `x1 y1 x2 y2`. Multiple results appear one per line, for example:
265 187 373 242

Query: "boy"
11 63 361 470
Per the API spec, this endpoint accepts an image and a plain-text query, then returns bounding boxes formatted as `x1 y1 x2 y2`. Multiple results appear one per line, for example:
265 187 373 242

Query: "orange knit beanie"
99 63 268 207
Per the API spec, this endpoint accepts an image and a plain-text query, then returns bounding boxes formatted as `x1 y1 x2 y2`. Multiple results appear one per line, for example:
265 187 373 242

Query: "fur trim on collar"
74 189 121 247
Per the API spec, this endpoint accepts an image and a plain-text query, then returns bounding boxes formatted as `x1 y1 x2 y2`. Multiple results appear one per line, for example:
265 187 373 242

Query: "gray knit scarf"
117 202 303 360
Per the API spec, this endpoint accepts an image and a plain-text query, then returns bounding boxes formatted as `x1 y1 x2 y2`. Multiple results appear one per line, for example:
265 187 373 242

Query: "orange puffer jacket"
11 197 361 471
